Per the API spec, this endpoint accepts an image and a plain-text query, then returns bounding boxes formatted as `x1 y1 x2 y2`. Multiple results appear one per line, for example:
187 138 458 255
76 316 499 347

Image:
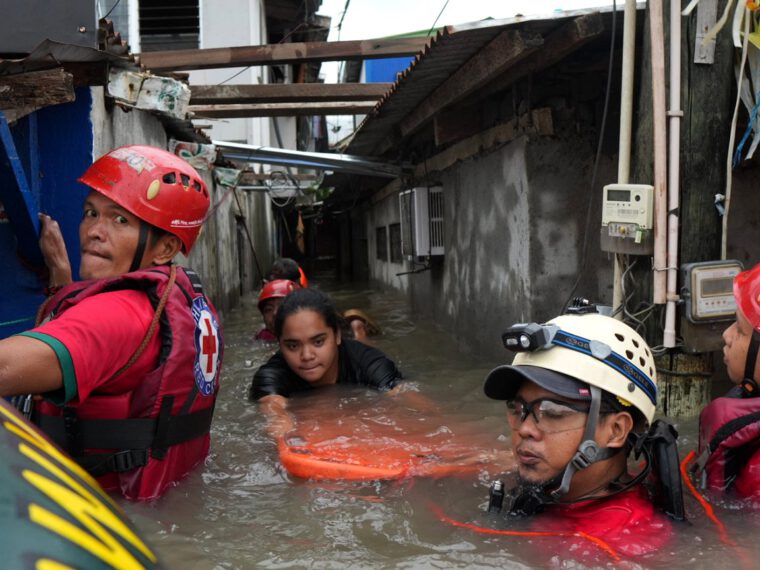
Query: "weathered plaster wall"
406 138 533 358
364 129 615 360
90 87 167 157
524 135 615 321
177 183 274 316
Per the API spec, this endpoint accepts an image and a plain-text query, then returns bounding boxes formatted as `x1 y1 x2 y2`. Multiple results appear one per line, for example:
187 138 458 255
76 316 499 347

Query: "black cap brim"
483 365 591 401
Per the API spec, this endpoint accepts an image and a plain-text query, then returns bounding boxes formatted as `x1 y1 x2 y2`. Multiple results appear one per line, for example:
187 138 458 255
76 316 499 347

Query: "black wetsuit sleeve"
342 339 402 391
249 351 308 400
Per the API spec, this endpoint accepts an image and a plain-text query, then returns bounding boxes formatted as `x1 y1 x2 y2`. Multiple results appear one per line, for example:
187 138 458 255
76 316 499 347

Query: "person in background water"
483 306 683 563
0 145 222 501
250 287 401 437
342 308 382 344
268 257 308 288
693 263 760 502
255 279 299 342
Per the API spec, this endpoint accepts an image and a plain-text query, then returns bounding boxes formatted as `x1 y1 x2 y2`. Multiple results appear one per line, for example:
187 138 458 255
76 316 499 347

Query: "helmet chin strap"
549 386 618 501
128 222 150 273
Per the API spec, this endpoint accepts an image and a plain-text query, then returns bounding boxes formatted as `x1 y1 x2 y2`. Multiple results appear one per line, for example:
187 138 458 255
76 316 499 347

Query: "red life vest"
697 393 760 496
34 265 222 501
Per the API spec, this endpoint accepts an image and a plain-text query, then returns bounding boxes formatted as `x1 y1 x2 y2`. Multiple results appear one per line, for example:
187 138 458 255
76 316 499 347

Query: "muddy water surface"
122 278 757 569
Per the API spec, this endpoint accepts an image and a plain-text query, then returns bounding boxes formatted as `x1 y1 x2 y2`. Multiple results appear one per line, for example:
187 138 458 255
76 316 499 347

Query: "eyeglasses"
506 398 591 433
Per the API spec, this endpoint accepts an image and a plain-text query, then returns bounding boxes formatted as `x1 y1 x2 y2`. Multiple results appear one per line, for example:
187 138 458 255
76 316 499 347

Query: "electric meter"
681 260 742 323
600 184 654 255
680 260 744 353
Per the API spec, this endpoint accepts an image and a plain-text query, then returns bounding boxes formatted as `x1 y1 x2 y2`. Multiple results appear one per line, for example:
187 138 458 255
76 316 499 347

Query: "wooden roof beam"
0 68 75 122
398 29 543 139
479 14 605 100
188 101 377 118
190 83 392 105
138 37 428 72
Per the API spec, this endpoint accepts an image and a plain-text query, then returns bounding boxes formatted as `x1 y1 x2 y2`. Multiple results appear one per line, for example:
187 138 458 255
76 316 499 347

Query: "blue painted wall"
0 88 92 338
364 57 415 83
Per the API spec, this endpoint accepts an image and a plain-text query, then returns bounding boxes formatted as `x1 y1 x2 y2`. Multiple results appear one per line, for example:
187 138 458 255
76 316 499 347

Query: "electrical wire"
232 187 265 281
103 0 121 20
427 0 451 36
561 0 617 313
336 0 351 34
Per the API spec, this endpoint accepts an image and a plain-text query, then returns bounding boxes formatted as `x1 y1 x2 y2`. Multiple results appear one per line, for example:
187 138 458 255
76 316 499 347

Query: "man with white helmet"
484 302 683 560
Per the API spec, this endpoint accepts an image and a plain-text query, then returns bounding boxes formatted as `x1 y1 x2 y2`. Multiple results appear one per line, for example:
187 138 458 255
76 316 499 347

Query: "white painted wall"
188 0 271 147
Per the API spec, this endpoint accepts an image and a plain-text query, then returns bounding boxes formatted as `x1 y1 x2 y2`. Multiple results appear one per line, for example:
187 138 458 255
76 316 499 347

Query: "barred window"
376 226 388 261
389 223 402 263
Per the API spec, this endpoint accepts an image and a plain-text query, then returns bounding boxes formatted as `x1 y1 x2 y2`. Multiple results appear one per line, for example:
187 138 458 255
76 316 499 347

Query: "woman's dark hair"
274 287 341 338
268 258 301 282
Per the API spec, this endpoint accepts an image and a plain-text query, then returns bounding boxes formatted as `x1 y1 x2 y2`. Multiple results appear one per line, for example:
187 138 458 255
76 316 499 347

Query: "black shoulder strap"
183 267 205 294
692 410 760 484
37 405 215 476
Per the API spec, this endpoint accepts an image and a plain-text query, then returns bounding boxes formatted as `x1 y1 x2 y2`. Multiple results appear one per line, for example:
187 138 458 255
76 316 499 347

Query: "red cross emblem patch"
192 297 221 396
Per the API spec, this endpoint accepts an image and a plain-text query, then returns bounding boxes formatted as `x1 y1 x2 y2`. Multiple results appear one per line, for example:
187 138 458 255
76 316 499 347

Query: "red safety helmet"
258 279 298 310
78 145 210 254
735 263 760 330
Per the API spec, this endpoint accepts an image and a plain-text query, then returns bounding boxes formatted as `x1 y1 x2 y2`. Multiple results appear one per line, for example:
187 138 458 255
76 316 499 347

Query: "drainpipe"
613 0 638 315
663 0 683 348
650 0 668 306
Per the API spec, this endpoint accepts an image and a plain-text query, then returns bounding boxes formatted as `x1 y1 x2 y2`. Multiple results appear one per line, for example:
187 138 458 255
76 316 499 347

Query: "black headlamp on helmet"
501 323 559 352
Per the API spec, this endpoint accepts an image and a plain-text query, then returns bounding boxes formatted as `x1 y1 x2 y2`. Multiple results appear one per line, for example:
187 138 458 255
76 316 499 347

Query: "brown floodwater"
121 276 759 569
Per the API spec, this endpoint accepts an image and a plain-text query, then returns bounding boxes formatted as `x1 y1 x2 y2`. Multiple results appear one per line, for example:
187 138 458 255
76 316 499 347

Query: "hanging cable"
561 0 618 313
102 0 121 20
232 187 265 282
427 0 451 36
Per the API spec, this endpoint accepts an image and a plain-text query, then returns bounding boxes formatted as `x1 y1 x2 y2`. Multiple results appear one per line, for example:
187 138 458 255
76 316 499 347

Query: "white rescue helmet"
484 313 658 424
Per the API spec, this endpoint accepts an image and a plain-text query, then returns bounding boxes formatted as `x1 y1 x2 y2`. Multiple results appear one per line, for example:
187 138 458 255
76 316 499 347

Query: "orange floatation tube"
277 437 484 481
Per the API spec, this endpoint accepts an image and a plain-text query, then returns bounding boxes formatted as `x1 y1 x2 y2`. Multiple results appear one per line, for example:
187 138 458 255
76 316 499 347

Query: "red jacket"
537 486 672 561
33 265 222 500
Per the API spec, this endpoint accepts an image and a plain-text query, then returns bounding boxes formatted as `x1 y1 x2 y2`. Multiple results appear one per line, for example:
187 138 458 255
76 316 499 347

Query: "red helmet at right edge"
734 263 760 331
78 145 210 254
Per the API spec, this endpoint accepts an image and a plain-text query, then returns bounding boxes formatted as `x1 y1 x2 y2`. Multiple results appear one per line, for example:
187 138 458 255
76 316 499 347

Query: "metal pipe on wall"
613 0 638 316
663 0 683 348
650 0 668 305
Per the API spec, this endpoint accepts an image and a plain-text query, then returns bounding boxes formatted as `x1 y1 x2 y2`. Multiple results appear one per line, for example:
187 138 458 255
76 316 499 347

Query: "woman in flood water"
249 287 402 437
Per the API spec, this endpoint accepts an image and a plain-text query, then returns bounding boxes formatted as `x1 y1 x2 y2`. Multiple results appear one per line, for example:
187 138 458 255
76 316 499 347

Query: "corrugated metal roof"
345 4 642 157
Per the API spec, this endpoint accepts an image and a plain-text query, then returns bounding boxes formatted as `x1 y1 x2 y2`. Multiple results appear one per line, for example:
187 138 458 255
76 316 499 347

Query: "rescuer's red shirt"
535 485 672 562
25 289 159 404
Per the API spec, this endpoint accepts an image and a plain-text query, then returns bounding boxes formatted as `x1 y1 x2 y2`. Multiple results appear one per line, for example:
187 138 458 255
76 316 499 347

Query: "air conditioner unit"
399 186 444 260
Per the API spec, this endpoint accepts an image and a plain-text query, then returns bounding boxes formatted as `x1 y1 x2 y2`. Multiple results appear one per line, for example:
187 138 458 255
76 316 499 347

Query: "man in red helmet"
693 263 760 502
256 279 298 342
0 145 223 501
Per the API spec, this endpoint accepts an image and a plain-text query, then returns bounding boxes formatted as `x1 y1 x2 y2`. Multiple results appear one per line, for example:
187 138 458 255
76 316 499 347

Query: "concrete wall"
364 126 615 361
90 87 167 157
176 180 275 316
